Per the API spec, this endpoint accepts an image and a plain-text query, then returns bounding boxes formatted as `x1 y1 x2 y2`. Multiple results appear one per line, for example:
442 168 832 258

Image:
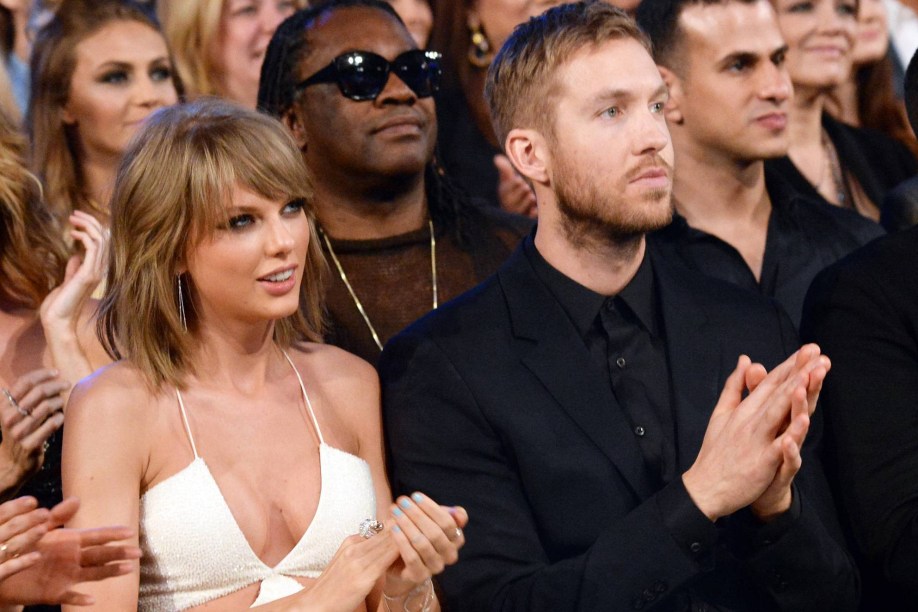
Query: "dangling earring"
176 274 187 332
467 16 492 68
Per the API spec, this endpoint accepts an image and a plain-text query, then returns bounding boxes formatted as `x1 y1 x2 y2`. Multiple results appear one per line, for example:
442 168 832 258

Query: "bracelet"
382 577 433 612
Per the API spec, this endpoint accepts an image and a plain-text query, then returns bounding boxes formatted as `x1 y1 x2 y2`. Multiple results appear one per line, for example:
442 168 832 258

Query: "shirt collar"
523 234 659 340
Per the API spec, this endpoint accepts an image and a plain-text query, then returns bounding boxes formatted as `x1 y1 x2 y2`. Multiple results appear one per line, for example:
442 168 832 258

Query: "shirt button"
616 357 626 368
689 541 702 553
634 425 645 437
605 300 615 311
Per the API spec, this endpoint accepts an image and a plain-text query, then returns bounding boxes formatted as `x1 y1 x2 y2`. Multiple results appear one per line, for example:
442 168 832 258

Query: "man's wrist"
750 488 793 523
681 469 722 522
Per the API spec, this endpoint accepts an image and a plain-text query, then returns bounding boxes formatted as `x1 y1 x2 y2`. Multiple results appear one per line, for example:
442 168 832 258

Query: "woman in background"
0 107 108 510
767 0 917 226
158 0 305 109
825 0 917 155
29 0 180 226
430 0 563 216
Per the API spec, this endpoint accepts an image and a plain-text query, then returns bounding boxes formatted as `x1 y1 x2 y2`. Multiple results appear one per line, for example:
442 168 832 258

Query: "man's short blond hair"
485 1 651 147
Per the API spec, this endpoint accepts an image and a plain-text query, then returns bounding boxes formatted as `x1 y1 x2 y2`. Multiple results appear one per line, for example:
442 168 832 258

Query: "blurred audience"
639 0 883 329
157 0 305 108
259 0 530 365
429 0 562 215
0 109 108 511
766 0 918 229
825 0 917 157
0 0 32 121
386 0 432 46
29 0 180 227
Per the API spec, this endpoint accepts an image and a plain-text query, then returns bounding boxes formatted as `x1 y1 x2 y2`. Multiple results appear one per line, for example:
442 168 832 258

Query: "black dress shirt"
524 238 675 485
650 168 884 328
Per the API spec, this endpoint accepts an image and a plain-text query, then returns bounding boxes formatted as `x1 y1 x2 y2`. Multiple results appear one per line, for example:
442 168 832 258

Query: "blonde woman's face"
772 0 857 89
184 184 310 327
211 0 298 108
63 21 178 164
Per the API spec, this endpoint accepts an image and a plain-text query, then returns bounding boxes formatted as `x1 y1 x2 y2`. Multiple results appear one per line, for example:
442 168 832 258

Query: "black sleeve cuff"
752 483 802 547
657 477 718 563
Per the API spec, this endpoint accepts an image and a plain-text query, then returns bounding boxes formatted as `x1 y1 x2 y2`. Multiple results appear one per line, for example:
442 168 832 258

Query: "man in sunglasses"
258 0 531 366
380 2 857 610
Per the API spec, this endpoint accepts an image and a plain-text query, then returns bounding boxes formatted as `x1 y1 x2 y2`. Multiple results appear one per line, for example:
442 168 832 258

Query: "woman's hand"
0 369 68 498
383 493 468 601
0 497 139 606
495 155 537 218
39 211 109 384
295 531 399 612
0 496 52 582
0 497 140 606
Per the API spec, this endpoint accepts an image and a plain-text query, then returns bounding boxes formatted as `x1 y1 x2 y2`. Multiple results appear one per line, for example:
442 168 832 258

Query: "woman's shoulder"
286 342 380 424
68 360 160 419
287 341 378 389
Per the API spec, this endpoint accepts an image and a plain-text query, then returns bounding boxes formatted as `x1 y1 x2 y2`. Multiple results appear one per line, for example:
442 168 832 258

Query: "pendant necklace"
320 220 438 351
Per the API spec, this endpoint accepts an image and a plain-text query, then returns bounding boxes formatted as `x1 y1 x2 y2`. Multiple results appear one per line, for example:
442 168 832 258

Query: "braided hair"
257 0 480 247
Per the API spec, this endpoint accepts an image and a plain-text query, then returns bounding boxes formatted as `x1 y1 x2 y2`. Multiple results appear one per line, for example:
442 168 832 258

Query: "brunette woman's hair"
857 57 918 157
0 109 67 309
98 98 326 389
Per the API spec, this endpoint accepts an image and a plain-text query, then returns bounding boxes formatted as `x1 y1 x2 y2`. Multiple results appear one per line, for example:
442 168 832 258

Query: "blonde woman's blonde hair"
158 0 308 99
98 98 326 390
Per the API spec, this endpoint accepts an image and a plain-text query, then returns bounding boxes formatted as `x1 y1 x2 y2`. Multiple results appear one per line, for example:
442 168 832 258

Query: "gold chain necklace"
320 220 438 351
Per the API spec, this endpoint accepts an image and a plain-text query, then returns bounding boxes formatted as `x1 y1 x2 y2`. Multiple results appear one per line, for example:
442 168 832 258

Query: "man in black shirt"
636 0 883 328
381 3 857 610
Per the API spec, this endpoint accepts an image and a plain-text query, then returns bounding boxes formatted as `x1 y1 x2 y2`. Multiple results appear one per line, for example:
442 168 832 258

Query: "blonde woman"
63 99 466 611
158 0 306 108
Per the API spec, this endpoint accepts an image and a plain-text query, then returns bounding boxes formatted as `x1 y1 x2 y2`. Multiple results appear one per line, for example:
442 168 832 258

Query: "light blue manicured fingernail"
393 507 404 517
393 525 401 533
399 498 411 509
412 493 424 503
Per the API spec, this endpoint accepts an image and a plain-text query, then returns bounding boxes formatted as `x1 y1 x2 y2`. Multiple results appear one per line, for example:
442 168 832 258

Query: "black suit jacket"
381 242 857 611
802 225 918 609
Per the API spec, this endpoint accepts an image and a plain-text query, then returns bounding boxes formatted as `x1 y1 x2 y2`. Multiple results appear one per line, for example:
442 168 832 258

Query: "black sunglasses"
295 49 442 102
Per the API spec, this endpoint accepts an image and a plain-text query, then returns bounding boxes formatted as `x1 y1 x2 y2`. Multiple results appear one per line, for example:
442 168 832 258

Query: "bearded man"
379 2 857 610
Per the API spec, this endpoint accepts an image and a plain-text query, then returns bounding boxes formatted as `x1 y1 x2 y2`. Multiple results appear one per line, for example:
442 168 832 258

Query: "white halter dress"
137 352 376 610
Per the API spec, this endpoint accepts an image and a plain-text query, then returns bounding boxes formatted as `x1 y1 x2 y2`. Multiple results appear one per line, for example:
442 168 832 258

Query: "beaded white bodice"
137 353 376 610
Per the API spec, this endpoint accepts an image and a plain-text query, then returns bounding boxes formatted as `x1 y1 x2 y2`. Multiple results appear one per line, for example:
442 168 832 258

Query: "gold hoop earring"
467 20 492 68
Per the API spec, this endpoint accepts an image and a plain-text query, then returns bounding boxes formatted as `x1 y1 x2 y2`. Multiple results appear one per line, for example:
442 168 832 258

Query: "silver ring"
41 440 50 454
1 389 27 417
451 527 463 541
0 543 8 560
359 519 384 539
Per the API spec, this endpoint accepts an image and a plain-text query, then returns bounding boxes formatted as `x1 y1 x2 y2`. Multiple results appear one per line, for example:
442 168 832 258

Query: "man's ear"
504 128 551 186
282 107 308 150
658 65 684 125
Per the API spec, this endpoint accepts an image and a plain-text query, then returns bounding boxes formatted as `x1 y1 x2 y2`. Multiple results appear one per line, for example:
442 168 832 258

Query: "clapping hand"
0 497 140 606
0 369 68 495
383 493 468 602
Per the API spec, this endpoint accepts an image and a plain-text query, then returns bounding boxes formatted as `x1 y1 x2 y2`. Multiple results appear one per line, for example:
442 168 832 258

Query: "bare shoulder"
288 342 378 391
67 360 158 430
286 342 380 419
